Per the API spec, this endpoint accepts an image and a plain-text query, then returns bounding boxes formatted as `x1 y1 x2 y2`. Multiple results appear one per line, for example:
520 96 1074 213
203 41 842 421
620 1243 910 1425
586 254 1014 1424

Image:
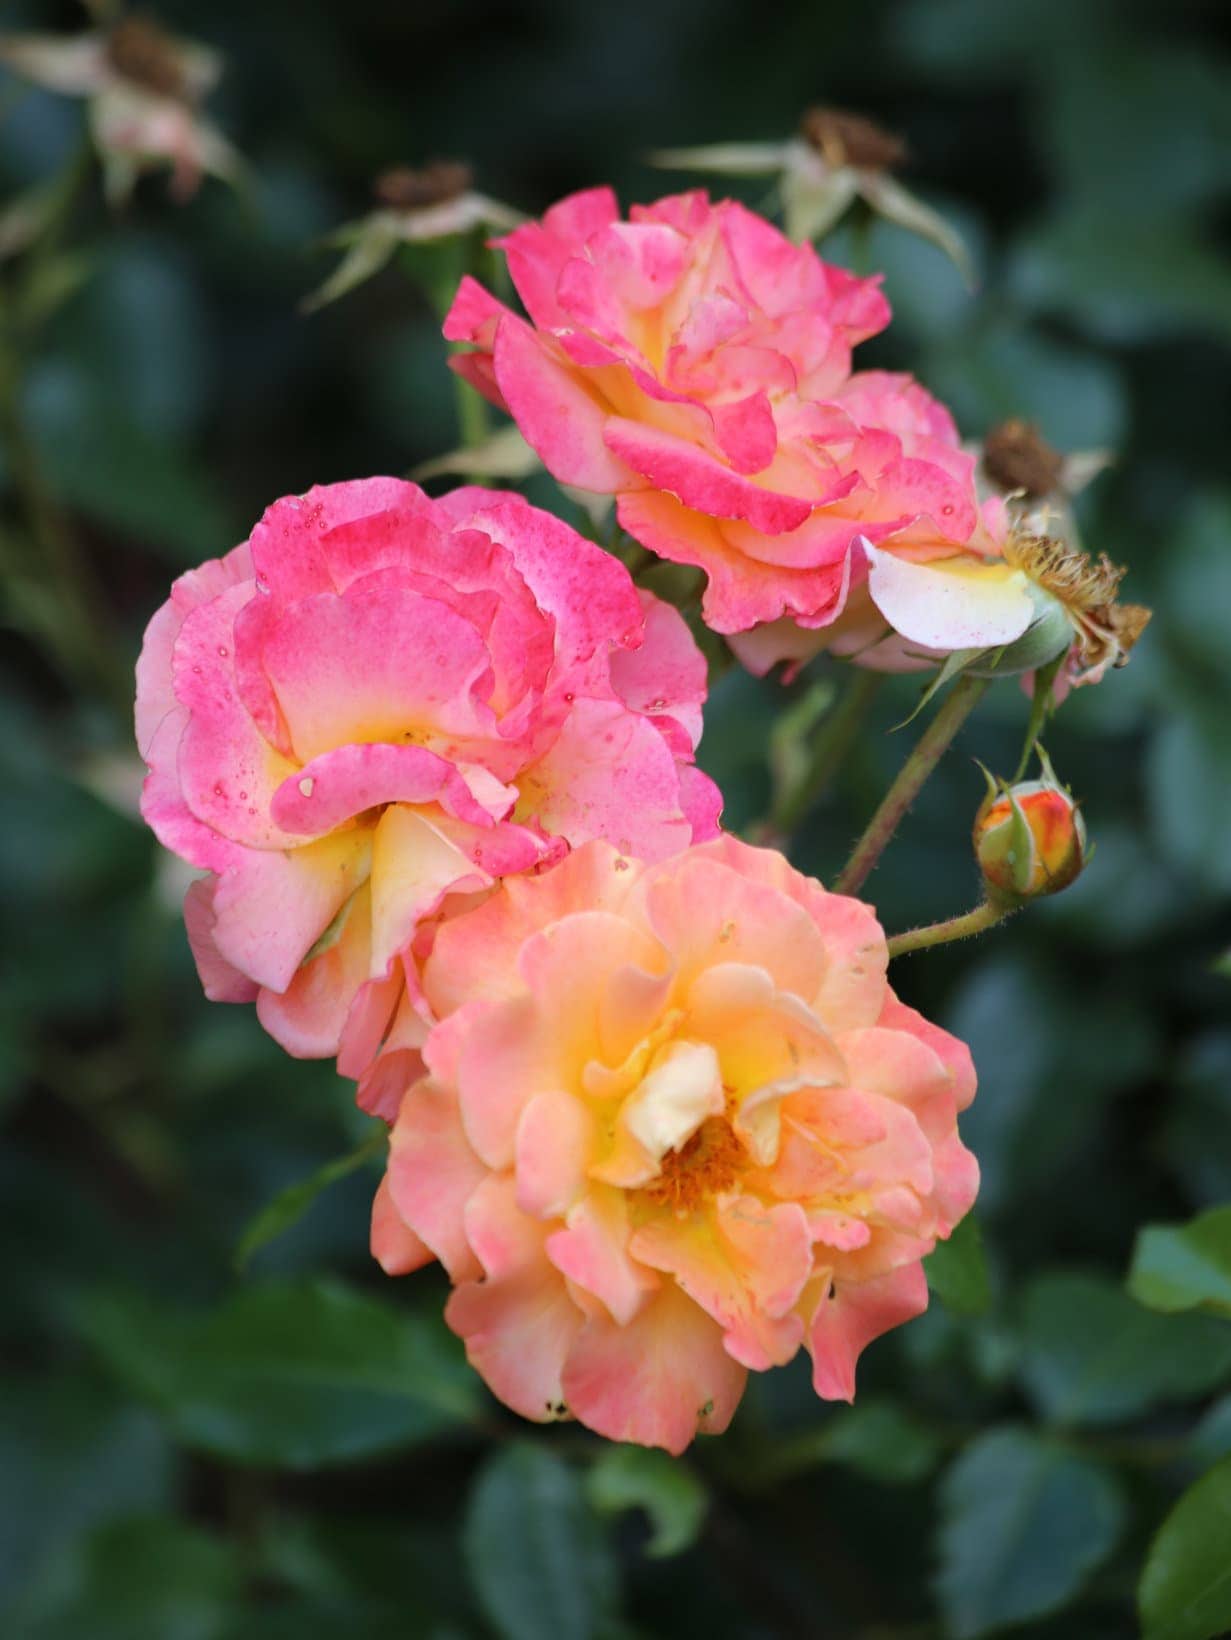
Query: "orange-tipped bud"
973 750 1086 904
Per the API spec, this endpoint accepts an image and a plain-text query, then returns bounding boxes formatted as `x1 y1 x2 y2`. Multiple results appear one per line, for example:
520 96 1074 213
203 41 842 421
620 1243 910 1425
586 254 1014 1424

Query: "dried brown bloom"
799 106 907 173
984 419 1065 499
1004 530 1152 678
374 160 475 211
105 15 186 100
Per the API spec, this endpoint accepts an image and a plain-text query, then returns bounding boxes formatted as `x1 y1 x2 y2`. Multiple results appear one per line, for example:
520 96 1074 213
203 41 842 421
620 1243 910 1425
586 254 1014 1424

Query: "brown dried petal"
983 419 1065 499
373 160 474 210
799 106 907 173
105 16 186 100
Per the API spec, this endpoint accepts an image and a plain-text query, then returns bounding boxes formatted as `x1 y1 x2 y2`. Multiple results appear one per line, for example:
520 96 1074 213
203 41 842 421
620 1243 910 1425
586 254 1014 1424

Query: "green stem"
834 674 988 897
771 670 883 838
886 898 1013 959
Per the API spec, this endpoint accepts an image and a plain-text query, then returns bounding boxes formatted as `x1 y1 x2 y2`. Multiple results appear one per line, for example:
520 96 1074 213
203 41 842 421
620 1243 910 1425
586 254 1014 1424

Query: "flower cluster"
447 187 1145 688
134 182 1153 1451
136 479 718 1116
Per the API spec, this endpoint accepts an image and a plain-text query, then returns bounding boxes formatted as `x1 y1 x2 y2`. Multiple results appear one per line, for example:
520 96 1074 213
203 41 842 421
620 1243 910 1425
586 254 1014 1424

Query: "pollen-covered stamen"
374 161 474 211
799 106 907 173
1003 529 1151 674
983 419 1065 499
640 1116 746 1213
105 16 187 99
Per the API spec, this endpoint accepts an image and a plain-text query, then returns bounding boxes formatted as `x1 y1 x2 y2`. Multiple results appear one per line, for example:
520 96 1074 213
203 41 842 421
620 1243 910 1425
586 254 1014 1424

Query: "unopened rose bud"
973 752 1086 903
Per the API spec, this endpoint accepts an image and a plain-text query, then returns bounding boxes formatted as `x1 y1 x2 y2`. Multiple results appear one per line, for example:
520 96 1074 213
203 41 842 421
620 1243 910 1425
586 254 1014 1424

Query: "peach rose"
135 480 719 1109
444 189 1005 651
374 836 978 1453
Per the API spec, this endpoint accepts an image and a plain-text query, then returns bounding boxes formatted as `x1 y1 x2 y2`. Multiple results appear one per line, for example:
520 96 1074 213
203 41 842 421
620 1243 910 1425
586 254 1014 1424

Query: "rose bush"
135 478 719 1113
374 835 978 1452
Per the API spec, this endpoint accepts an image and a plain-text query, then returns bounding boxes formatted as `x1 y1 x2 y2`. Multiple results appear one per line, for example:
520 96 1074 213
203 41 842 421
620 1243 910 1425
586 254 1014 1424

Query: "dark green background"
2 1 1230 1636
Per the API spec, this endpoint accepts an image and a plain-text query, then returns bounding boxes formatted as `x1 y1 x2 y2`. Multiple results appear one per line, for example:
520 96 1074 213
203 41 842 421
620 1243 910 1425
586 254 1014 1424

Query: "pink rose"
135 479 720 1109
374 836 978 1453
445 188 998 649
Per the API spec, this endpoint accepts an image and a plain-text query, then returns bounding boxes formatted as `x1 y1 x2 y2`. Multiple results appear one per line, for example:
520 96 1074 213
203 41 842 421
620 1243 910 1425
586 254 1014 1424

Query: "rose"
135 479 720 1110
444 188 1026 665
374 835 978 1453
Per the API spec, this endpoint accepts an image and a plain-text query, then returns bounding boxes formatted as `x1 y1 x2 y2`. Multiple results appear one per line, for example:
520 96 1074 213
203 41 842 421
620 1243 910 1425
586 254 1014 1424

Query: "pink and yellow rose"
444 188 1040 663
135 479 719 1112
374 835 978 1453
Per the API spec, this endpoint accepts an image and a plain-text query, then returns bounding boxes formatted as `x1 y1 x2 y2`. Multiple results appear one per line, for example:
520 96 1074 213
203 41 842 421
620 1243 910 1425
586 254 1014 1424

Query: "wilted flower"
974 749 1086 902
303 160 522 312
445 188 988 642
0 12 240 203
373 835 978 1452
135 480 719 1114
651 106 971 282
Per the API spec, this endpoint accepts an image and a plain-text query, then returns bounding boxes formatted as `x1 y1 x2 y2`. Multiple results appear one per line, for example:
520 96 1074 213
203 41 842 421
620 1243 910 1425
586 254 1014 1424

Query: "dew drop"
217 644 229 658
213 783 224 797
298 776 315 798
238 790 247 801
563 692 575 703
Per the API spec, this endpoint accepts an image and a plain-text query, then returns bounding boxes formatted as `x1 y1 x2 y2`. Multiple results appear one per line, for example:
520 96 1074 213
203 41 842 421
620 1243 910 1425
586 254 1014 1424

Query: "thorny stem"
834 674 989 897
886 898 1013 959
771 669 884 839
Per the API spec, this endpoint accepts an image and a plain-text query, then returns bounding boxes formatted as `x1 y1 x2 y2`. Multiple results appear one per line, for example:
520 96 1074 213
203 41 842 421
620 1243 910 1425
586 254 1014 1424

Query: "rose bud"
973 750 1086 904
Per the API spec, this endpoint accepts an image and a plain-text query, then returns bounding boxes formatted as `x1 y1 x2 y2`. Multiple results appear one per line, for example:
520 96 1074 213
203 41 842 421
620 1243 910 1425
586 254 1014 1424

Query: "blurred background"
2 1 1230 1636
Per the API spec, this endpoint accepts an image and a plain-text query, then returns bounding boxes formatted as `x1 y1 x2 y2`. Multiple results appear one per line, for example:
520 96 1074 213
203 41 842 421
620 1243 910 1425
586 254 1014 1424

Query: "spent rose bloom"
0 15 240 204
443 188 1015 650
135 479 720 1111
373 835 978 1453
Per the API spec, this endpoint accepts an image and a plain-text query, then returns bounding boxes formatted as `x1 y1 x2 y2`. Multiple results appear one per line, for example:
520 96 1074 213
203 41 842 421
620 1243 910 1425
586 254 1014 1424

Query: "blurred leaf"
82 1278 479 1468
464 1445 619 1640
235 1127 385 1271
1128 1206 1231 1319
1018 1272 1231 1427
936 1426 1124 1639
0 1377 174 1609
1139 1455 1231 1640
11 1515 240 1640
25 366 240 563
945 955 1161 1213
921 323 1128 451
1042 47 1231 215
586 1445 706 1559
813 1399 945 1485
1011 211 1231 345
925 1214 992 1316
254 1514 476 1637
1190 1396 1231 1471
1163 1033 1231 1208
1156 494 1231 688
1148 697 1231 894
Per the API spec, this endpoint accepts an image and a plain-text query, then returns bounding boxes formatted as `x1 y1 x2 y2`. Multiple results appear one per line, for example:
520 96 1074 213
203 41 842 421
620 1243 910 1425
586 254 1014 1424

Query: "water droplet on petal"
298 777 315 798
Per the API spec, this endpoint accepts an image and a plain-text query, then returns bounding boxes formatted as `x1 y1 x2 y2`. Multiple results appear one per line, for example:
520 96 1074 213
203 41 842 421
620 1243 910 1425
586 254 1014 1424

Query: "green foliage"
936 1427 1124 1638
234 1128 386 1271
586 1446 708 1558
1129 1206 1231 1319
1018 1273 1231 1427
81 1279 479 1467
464 1445 620 1640
925 1213 992 1316
1139 1457 1231 1640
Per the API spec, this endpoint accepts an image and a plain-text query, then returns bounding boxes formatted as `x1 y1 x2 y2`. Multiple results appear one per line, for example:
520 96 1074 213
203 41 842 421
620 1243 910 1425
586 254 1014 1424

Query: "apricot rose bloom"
135 480 719 1110
373 836 978 1453
443 188 1022 658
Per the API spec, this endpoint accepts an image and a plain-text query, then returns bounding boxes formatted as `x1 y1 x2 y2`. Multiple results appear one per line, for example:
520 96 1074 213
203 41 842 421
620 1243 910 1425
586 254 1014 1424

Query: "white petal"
863 541 1035 652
